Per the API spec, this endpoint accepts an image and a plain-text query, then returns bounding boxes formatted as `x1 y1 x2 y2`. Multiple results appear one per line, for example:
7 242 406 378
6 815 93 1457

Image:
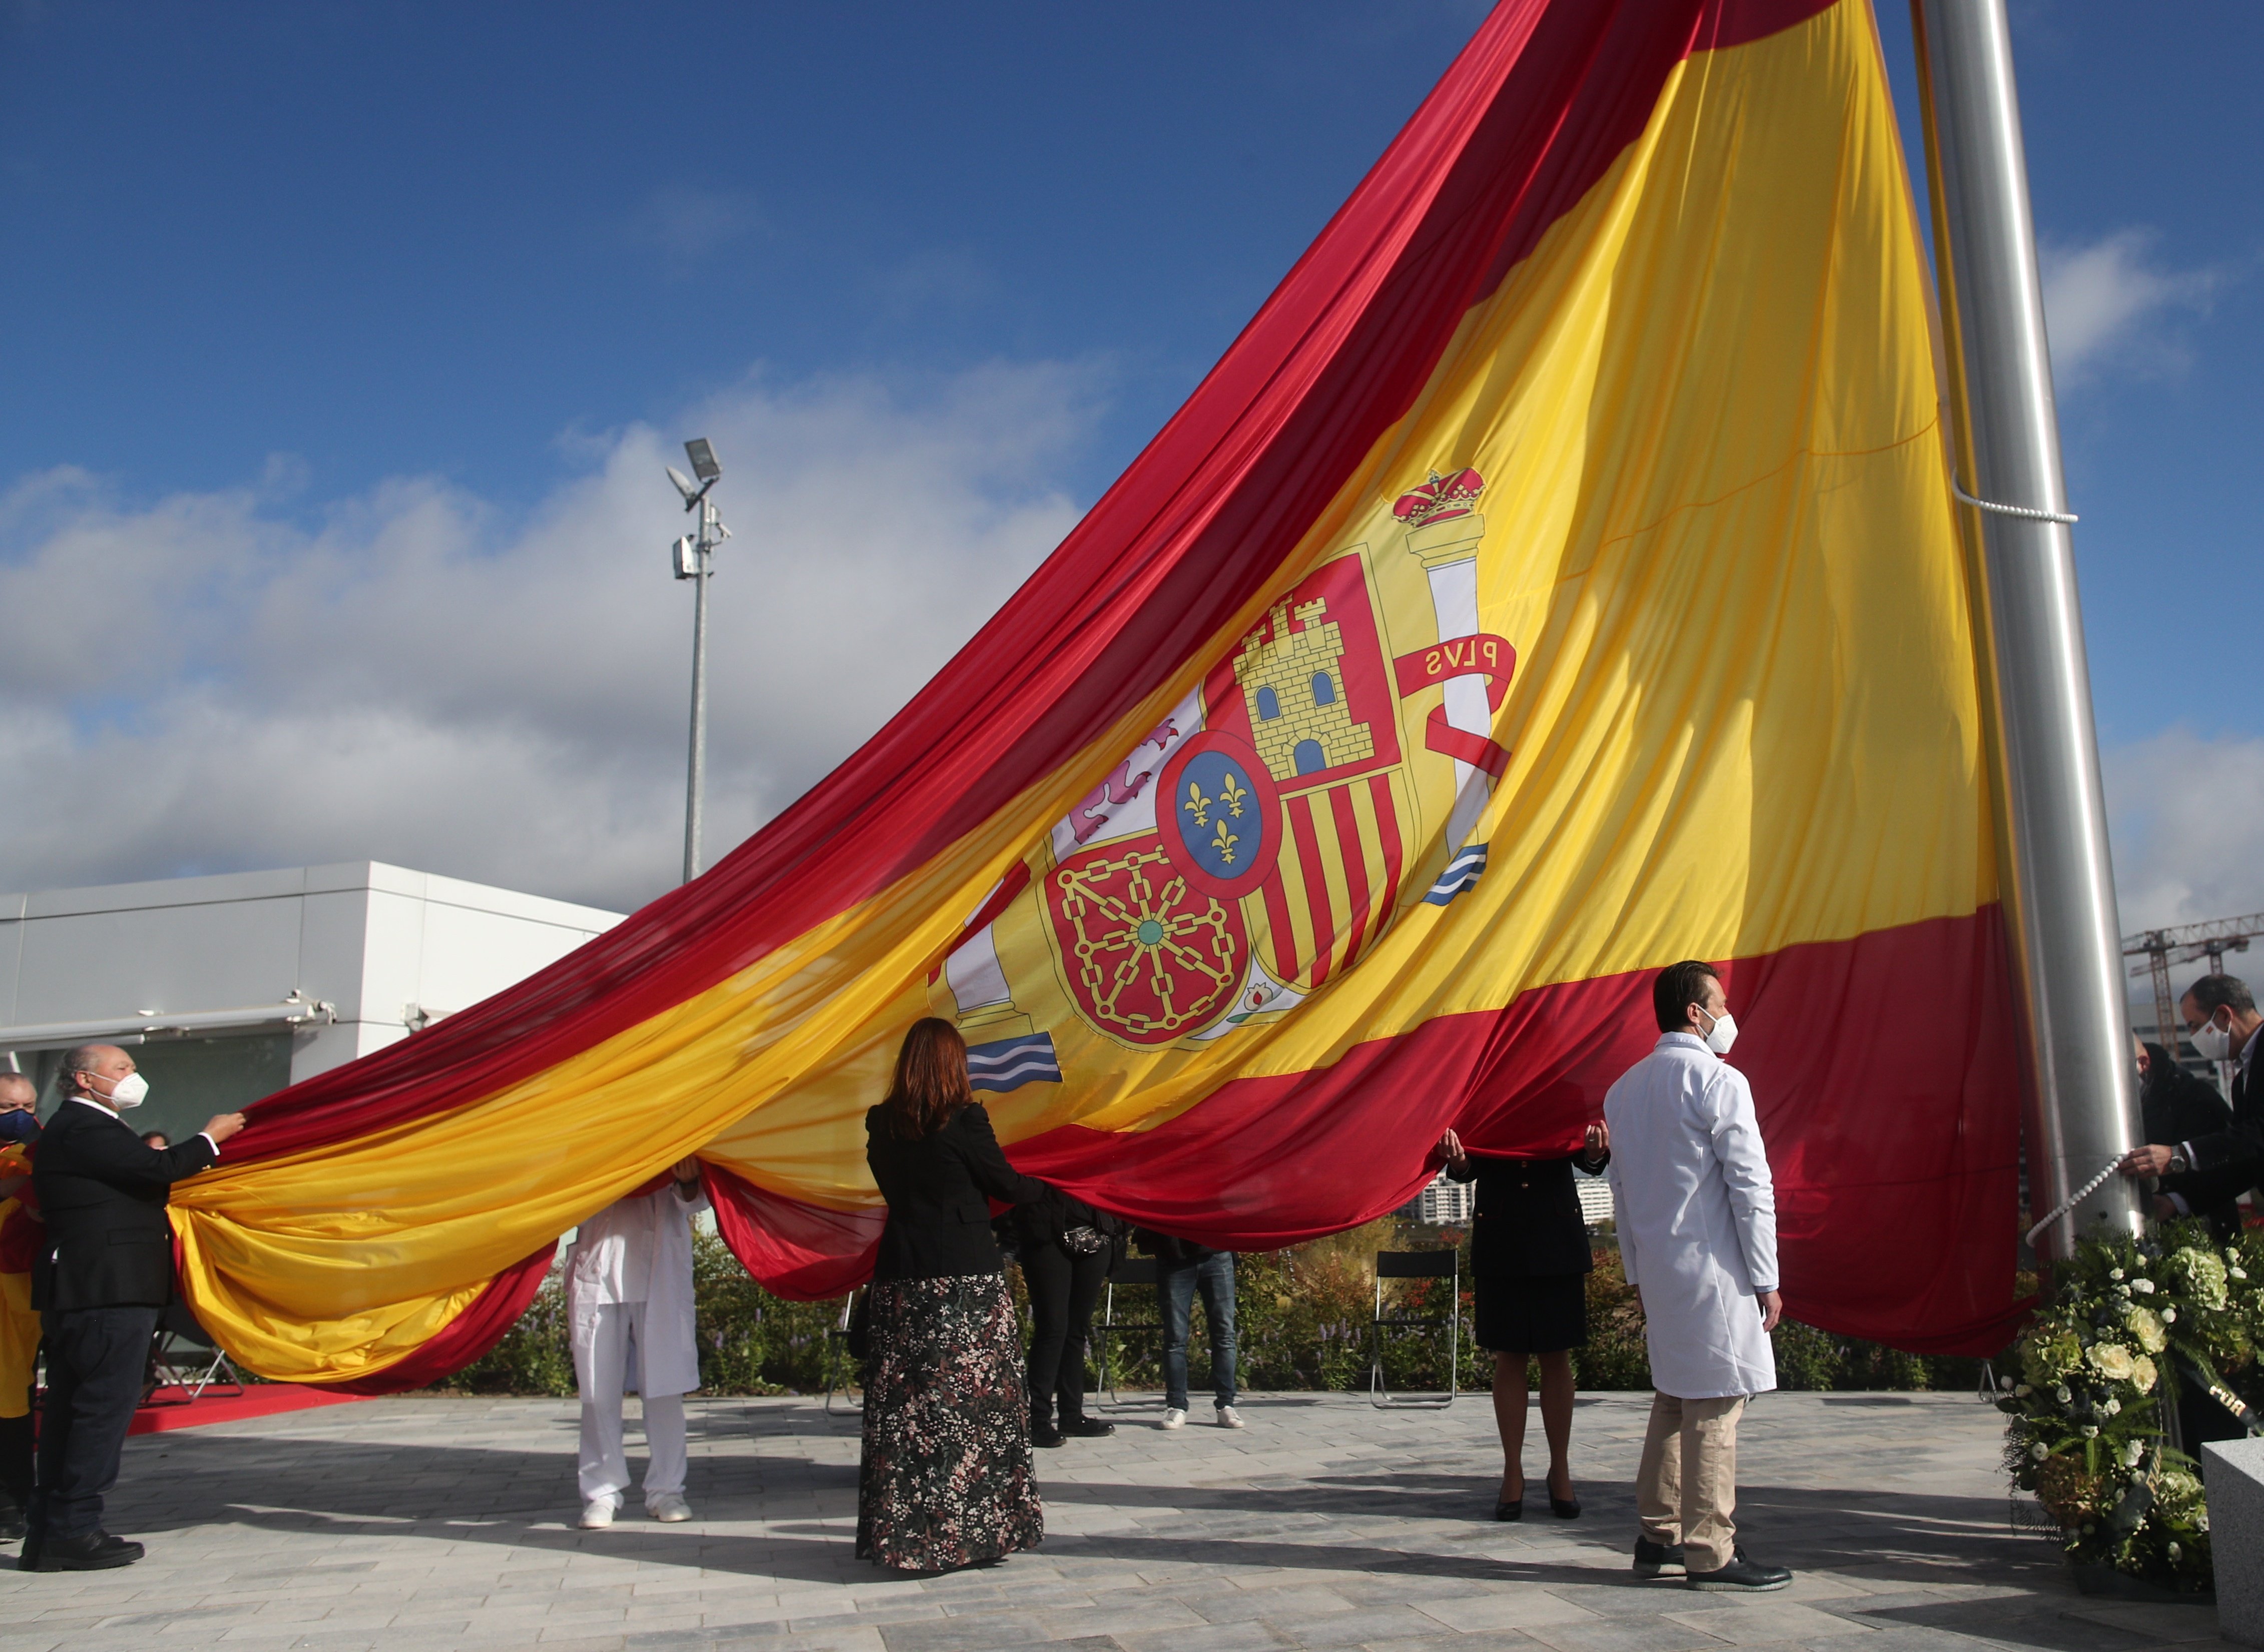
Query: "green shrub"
445 1220 1993 1397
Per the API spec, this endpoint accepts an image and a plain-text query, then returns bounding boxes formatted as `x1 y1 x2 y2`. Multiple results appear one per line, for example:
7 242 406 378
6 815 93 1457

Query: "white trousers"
574 1301 689 1506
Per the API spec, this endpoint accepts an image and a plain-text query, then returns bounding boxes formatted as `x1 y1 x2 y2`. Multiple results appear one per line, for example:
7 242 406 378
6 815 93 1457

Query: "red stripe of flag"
1287 795 1336 989
1329 784 1374 968
1367 773 1404 958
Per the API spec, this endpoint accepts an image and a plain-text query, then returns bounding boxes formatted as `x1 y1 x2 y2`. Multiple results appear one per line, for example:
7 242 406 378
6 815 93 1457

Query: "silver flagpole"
1911 0 2141 1260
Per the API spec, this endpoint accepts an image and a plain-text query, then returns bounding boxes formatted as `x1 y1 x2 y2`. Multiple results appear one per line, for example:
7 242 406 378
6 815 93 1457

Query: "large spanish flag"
172 0 2021 1388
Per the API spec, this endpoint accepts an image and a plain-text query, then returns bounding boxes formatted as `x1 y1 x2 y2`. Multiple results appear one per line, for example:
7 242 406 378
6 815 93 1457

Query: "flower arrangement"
1997 1220 2264 1592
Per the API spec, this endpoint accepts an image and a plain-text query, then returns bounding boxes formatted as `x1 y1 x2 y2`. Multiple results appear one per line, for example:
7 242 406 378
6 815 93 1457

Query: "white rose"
2081 1425 2099 1438
2163 1307 2178 1323
2110 1268 2125 1281
2168 1541 2182 1561
2131 1279 2156 1295
2030 1442 2049 1460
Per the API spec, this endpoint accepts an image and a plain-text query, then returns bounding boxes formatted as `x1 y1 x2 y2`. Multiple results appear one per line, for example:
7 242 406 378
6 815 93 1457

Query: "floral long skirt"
856 1271 1044 1572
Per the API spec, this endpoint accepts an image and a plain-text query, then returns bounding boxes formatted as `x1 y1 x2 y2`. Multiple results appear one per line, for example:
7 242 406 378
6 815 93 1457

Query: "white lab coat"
565 1182 708 1398
1604 1033 1779 1400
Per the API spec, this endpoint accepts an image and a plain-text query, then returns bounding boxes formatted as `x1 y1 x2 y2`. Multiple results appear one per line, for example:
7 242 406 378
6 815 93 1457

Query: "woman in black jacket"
1013 1187 1127 1446
858 1018 1053 1573
1438 1121 1609 1521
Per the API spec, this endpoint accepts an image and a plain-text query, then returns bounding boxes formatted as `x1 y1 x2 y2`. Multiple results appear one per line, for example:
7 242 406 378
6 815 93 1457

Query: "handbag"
1061 1224 1107 1256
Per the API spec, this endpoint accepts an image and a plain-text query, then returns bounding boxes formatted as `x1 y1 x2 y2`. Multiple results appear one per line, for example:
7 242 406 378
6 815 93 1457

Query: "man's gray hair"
0 1071 34 1100
56 1044 110 1093
2188 974 2256 1016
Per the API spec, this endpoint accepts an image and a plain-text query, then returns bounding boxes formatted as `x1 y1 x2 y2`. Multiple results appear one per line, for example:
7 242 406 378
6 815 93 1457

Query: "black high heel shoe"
1494 1478 1524 1520
1547 1474 1580 1519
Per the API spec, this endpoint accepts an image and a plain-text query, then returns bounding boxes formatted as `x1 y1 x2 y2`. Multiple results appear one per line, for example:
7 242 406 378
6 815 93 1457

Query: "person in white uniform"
569 1158 706 1529
1603 961 1791 1593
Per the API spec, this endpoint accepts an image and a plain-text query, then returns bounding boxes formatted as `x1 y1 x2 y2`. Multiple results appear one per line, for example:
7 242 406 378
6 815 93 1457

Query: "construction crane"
2123 913 2264 1086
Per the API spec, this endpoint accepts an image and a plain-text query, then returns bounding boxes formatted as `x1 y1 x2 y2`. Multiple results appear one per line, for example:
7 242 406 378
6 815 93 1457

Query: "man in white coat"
569 1157 707 1529
1604 961 1791 1593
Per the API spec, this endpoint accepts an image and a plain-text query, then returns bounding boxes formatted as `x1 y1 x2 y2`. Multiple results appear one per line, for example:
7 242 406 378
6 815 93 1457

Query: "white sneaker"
646 1493 691 1523
1161 1407 1187 1430
1216 1405 1245 1429
578 1499 617 1529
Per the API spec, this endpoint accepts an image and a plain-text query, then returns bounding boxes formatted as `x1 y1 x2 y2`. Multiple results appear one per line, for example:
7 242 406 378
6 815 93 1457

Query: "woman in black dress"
859 1018 1053 1572
1438 1121 1609 1520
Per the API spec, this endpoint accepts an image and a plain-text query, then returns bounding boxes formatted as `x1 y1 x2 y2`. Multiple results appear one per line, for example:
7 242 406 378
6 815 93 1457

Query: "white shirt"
565 1180 709 1398
1605 1033 1779 1400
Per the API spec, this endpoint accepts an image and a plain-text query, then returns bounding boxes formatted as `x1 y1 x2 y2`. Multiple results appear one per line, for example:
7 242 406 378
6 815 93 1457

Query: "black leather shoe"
0 1506 23 1542
1685 1550 1791 1592
1550 1493 1581 1519
1030 1420 1064 1448
35 1530 144 1571
1633 1536 1687 1577
1060 1416 1115 1438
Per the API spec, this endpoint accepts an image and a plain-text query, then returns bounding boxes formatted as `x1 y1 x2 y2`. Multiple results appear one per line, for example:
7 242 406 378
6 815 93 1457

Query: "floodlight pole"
670 438 725 886
1912 0 2141 1260
683 499 713 885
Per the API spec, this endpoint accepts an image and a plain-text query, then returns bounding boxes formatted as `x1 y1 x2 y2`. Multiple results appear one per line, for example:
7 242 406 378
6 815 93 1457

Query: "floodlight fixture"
684 438 721 484
666 465 700 505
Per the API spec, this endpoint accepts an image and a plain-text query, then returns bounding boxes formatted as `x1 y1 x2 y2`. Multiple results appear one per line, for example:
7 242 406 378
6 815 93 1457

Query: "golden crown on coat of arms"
1391 466 1486 529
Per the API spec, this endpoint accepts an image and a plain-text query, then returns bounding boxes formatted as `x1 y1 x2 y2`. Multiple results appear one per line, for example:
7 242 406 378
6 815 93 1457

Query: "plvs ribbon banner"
170 0 2021 1391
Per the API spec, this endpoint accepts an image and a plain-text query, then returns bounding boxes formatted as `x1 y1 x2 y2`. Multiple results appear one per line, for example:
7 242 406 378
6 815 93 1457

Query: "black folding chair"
822 1288 864 1418
1369 1248 1459 1408
1094 1256 1164 1408
142 1299 243 1407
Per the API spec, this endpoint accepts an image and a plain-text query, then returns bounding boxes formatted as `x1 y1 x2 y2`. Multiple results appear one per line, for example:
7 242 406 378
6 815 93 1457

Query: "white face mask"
97 1070 149 1110
1698 1007 1739 1056
2189 1015 2233 1063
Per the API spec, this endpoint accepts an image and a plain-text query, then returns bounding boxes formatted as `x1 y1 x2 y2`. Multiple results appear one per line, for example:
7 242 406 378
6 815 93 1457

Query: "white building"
0 863 623 1147
1400 1168 1616 1230
1403 1171 1475 1227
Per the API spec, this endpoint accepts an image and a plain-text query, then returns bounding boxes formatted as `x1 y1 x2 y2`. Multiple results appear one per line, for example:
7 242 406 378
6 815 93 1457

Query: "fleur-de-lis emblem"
1183 780 1214 829
1219 770 1249 818
1211 819 1239 866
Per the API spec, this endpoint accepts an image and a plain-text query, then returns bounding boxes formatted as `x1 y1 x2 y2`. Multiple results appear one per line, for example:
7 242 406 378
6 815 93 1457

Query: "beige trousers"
1635 1391 1745 1572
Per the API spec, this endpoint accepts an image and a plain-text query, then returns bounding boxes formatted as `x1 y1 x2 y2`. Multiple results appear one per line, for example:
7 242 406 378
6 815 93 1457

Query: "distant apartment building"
1399 1167 1615 1230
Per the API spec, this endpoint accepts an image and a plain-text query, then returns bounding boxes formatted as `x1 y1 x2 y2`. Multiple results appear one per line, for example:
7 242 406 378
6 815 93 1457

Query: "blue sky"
2 1 2256 926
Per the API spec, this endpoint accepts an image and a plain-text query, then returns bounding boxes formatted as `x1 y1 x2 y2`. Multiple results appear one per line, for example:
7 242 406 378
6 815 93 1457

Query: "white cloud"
0 362 1099 914
2103 725 2264 935
628 183 765 262
2039 228 2219 386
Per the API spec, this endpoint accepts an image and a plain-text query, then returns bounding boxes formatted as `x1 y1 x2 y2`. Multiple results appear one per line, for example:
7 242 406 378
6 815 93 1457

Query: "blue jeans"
1161 1252 1237 1410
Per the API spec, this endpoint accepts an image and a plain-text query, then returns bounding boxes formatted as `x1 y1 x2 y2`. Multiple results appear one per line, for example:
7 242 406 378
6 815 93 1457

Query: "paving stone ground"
0 1390 2236 1652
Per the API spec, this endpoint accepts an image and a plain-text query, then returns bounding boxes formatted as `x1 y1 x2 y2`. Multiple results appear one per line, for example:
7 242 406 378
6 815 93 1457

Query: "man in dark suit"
2121 975 2264 1219
23 1045 243 1571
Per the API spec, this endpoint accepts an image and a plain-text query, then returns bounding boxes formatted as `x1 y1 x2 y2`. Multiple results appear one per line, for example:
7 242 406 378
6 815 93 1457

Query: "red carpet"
129 1384 373 1435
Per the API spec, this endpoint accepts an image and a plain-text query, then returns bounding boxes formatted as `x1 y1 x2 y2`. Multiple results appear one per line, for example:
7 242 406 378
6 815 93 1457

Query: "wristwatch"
2167 1148 2190 1175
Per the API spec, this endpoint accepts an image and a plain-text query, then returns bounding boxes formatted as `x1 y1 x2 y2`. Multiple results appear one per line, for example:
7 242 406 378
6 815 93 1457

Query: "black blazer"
866 1102 1049 1281
2141 1042 2234 1146
30 1100 219 1312
2167 1055 2264 1217
1448 1149 1608 1279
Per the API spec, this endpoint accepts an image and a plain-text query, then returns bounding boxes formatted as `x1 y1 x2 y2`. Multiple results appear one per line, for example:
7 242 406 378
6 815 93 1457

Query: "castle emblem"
1232 597 1375 781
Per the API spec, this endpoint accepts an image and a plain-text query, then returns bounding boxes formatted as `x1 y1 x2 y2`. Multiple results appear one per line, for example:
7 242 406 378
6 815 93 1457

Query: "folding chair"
1369 1248 1459 1408
142 1299 244 1407
822 1288 864 1417
1093 1256 1163 1408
